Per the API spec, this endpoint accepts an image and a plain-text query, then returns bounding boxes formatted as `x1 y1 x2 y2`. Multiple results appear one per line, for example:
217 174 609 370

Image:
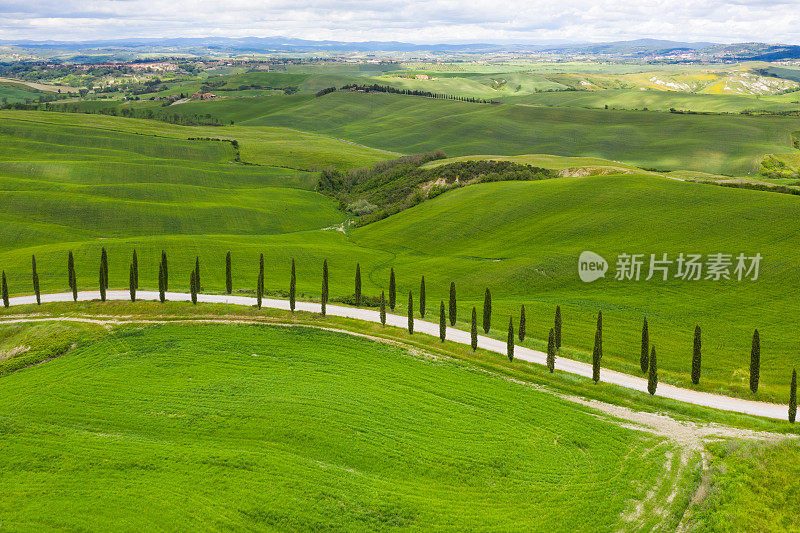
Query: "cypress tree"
379 291 386 326
99 252 107 300
592 311 603 383
518 305 526 342
407 291 414 334
507 317 514 362
483 288 491 334
321 259 328 316
1 271 8 308
389 267 396 311
419 275 426 317
190 270 198 304
161 250 168 291
439 301 446 342
194 256 200 292
257 253 264 309
68 251 77 301
129 263 136 302
648 346 658 395
640 317 649 374
99 265 106 302
595 311 602 359
692 325 702 385
100 247 109 290
448 281 456 326
132 249 138 290
471 306 478 351
289 258 296 312
31 255 40 305
355 263 362 307
750 329 761 394
225 251 232 294
158 262 165 303
790 369 797 424
547 327 556 373
554 305 562 349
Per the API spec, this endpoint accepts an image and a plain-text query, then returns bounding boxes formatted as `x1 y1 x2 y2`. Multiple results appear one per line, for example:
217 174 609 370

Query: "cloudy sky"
1 0 799 44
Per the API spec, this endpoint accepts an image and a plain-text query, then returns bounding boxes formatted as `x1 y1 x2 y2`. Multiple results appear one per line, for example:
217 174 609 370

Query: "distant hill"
2 37 800 61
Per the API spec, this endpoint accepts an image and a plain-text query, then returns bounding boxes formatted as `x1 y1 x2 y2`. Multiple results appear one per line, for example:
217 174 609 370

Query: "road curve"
3 290 791 421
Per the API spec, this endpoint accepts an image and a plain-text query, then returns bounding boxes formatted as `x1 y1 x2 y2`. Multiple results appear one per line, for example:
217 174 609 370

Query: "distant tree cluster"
315 86 337 97
5 101 223 126
336 83 495 104
319 155 559 226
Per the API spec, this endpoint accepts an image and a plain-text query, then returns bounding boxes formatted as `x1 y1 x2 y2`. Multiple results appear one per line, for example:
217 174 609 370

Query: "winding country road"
3 290 792 421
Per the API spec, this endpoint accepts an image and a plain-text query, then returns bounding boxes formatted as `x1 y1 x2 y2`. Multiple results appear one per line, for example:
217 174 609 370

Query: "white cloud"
0 0 798 44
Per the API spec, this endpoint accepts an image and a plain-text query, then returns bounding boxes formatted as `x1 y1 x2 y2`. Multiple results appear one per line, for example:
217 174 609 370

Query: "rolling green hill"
237 91 800 175
0 81 44 104
2 151 800 401
0 114 349 250
0 110 396 171
4 63 800 532
0 321 688 530
2 109 800 402
503 88 800 114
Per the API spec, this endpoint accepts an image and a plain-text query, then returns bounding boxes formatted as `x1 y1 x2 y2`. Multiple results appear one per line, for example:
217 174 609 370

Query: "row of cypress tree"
639 317 767 397
2 250 797 422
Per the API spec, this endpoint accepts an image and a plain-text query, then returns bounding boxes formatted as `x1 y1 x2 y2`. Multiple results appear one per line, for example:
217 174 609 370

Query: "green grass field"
0 114 351 251
0 81 44 104
0 321 689 530
688 439 800 530
1 109 799 400
234 91 800 175
2 83 800 530
504 88 800 113
3 152 800 401
420 153 642 172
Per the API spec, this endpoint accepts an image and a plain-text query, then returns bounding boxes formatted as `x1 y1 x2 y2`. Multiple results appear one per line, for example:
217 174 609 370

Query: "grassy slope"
348 175 800 401
504 88 800 113
421 153 641 172
0 110 396 171
0 322 683 530
0 115 346 250
688 440 800 531
3 171 800 401
0 81 43 104
236 91 800 175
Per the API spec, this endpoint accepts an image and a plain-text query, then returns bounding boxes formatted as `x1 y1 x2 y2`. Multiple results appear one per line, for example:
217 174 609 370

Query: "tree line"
319 155 559 226
1 101 224 126
1 250 796 423
316 83 498 104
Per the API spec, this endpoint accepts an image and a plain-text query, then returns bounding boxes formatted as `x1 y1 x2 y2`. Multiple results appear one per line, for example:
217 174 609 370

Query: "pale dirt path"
4 290 792 420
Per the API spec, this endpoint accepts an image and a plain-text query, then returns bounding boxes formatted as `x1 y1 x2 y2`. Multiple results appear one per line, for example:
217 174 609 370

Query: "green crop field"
0 322 690 530
230 91 800 175
3 55 800 531
2 121 800 401
0 81 44 104
504 88 800 113
0 114 353 250
2 109 800 400
62 89 800 176
688 439 800 530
